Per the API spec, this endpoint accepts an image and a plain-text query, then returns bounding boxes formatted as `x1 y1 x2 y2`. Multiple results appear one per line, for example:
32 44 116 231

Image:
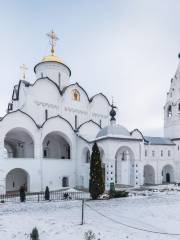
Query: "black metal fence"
0 190 90 203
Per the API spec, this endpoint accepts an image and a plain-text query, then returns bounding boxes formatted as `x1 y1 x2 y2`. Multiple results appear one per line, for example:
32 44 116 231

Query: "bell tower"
164 54 180 139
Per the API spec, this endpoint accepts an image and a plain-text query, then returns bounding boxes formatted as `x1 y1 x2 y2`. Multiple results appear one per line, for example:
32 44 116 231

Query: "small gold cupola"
42 30 63 63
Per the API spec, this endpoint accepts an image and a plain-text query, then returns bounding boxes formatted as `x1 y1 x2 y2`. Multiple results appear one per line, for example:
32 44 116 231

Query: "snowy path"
1 193 180 239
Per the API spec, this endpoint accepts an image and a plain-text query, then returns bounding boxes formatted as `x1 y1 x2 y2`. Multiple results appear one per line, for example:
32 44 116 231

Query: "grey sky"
0 0 180 136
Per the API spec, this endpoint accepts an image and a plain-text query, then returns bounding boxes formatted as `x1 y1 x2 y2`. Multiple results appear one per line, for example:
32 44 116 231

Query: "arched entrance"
6 168 29 193
43 131 71 159
144 165 155 185
4 127 34 158
115 146 135 186
82 147 90 163
162 165 174 183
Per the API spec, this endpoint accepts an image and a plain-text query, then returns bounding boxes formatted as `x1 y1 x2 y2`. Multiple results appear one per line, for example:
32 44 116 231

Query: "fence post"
81 199 85 225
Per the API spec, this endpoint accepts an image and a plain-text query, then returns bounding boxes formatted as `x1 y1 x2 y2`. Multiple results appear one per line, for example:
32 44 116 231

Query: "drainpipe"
40 128 43 191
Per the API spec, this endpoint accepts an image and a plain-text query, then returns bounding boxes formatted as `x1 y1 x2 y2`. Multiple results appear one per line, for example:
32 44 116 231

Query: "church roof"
96 124 130 138
144 136 175 145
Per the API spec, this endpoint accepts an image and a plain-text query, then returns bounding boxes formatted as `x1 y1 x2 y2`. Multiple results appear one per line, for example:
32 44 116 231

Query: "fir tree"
89 142 105 200
30 227 39 240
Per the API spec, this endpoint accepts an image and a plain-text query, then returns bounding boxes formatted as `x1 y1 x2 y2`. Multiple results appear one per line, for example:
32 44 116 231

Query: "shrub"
84 230 96 240
19 186 26 202
44 186 50 200
109 190 128 198
30 227 39 240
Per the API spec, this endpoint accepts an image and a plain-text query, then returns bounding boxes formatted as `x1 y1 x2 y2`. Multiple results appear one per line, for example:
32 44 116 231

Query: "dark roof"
144 136 175 145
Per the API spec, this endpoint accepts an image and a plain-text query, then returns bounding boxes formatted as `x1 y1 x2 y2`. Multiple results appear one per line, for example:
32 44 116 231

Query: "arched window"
145 150 147 157
167 105 172 117
161 150 163 157
86 150 90 163
168 150 171 157
152 150 155 157
62 177 69 187
178 103 180 112
72 89 80 101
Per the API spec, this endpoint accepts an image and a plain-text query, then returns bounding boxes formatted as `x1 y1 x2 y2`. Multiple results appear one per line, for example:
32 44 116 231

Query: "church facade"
0 32 179 194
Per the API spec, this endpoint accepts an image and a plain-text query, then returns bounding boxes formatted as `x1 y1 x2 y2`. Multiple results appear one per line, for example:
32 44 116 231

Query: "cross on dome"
20 64 28 80
110 97 117 122
47 30 59 55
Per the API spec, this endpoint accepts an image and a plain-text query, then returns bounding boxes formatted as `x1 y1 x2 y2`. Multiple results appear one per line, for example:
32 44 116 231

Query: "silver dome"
96 124 130 138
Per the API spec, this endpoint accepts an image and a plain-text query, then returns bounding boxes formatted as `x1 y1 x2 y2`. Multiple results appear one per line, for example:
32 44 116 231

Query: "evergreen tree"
30 227 39 240
44 186 50 200
89 142 105 200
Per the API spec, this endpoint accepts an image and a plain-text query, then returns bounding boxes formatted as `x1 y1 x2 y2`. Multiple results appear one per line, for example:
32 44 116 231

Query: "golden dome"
42 54 63 63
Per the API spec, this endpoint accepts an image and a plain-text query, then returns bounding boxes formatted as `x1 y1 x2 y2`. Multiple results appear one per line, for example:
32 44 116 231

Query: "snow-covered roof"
144 136 175 145
96 124 130 138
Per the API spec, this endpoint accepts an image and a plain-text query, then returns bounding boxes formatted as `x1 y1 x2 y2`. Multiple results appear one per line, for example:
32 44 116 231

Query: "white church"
0 31 179 194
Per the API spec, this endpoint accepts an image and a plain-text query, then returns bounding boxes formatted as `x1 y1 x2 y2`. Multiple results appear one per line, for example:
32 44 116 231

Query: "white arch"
4 127 34 158
6 168 30 193
42 131 71 159
144 164 155 185
1 111 37 142
115 146 135 186
162 164 174 183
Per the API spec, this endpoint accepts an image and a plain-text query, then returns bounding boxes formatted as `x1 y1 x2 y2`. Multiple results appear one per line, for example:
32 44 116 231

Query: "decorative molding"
64 106 88 115
34 100 59 110
92 112 108 119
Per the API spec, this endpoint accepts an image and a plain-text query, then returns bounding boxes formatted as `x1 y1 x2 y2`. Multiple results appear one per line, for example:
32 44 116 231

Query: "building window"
145 150 147 157
67 145 71 159
58 72 61 89
152 150 155 157
62 177 69 187
75 115 78 129
86 150 90 163
45 109 48 121
99 119 102 127
72 89 80 101
167 105 172 117
168 150 171 157
161 150 163 157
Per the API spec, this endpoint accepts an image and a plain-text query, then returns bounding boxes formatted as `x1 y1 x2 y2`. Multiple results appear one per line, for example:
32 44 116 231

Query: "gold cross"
20 64 28 80
47 30 59 55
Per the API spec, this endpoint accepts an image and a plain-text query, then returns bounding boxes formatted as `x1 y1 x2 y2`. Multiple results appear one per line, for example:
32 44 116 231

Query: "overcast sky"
0 0 180 136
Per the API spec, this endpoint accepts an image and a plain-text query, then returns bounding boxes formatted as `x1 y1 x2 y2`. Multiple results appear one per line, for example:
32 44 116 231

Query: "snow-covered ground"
1 191 180 240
